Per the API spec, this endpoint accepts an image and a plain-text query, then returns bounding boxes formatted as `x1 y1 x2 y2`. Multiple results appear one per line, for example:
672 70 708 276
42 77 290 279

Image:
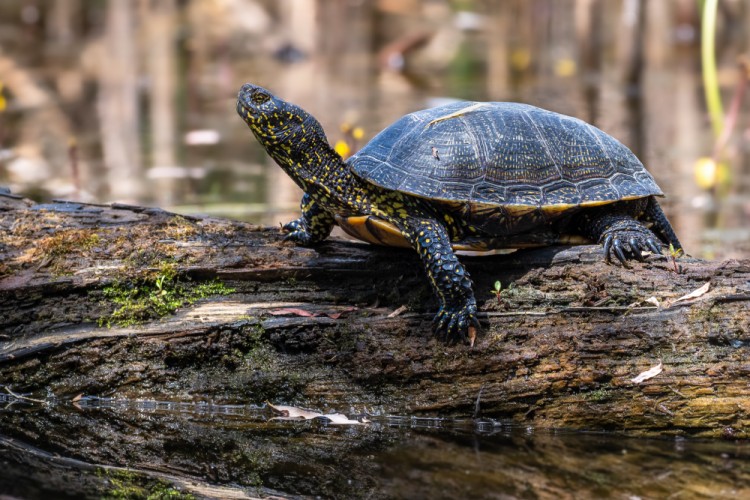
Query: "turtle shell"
348 101 663 210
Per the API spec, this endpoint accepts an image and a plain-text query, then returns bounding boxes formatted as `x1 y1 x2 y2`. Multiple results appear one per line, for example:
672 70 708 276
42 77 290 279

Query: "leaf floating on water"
631 361 663 384
323 413 365 425
267 402 322 420
670 282 710 306
267 403 367 425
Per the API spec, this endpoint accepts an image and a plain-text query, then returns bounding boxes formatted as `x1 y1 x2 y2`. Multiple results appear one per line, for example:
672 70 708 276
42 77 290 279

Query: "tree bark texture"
2 194 750 440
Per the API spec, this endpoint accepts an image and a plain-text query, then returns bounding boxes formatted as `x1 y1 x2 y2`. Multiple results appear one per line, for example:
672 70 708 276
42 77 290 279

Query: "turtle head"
237 83 346 188
237 83 320 146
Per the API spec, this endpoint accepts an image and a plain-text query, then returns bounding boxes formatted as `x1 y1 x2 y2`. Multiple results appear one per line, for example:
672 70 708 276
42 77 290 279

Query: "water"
2 396 750 498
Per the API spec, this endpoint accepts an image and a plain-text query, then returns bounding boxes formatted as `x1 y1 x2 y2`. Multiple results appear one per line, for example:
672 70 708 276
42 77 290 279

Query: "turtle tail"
644 197 683 252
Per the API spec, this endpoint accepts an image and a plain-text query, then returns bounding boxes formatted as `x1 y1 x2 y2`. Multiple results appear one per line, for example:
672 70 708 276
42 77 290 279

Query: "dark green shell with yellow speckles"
348 101 663 212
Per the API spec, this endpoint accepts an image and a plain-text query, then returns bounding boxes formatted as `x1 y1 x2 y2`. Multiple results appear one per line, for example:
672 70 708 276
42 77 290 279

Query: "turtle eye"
252 92 270 105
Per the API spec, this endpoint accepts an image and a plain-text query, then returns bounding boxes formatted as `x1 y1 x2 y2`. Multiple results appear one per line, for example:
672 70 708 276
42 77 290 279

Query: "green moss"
36 229 102 275
99 263 235 327
40 229 101 257
583 386 613 403
99 469 195 500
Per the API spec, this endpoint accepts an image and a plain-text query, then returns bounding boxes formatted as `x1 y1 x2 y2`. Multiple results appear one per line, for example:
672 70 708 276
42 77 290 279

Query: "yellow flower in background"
555 58 577 77
694 156 730 190
334 140 351 159
335 122 364 158
0 81 6 112
510 48 531 71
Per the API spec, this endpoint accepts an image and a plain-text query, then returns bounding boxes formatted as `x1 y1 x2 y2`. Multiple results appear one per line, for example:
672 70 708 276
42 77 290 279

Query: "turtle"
236 83 682 342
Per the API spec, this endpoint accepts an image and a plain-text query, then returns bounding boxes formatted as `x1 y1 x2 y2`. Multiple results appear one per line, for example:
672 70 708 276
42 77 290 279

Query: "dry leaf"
671 282 710 305
468 325 477 348
268 308 316 318
71 393 84 403
325 307 356 319
645 296 660 307
387 305 408 318
268 307 356 319
631 361 663 384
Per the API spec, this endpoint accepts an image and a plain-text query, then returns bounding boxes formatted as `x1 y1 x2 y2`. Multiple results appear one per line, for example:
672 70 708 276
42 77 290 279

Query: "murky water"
2 396 750 499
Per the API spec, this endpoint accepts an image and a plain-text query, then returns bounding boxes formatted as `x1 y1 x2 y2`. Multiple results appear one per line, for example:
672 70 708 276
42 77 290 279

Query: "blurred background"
0 0 748 259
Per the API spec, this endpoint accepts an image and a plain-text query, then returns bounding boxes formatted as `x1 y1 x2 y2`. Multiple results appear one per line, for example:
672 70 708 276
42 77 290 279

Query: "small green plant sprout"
668 243 684 274
492 280 503 305
154 273 168 295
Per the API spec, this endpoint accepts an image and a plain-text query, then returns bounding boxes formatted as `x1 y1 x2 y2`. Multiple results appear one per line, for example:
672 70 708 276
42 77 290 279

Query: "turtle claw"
603 234 614 263
282 219 302 233
470 315 481 329
628 238 645 261
282 218 316 245
601 226 664 265
432 299 478 345
647 239 663 256
613 239 628 265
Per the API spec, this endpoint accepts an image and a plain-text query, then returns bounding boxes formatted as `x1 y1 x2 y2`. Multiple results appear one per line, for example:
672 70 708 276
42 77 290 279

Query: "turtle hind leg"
596 217 663 264
574 199 663 264
642 197 683 253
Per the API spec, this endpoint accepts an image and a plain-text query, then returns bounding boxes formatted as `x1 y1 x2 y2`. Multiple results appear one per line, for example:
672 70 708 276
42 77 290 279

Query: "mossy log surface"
2 193 750 441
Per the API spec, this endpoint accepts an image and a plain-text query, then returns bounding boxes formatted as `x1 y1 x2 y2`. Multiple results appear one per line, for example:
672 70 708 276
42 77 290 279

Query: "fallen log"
1 193 750 442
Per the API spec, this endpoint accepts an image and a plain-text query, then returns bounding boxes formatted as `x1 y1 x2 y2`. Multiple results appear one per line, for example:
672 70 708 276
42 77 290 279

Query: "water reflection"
2 396 749 498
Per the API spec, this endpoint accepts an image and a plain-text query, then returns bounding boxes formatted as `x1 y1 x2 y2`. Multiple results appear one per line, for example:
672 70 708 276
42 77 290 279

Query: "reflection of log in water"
2 401 750 498
2 194 750 496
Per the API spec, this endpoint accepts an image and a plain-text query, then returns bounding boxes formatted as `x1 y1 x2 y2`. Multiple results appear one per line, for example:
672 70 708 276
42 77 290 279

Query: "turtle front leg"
397 216 480 342
283 193 335 246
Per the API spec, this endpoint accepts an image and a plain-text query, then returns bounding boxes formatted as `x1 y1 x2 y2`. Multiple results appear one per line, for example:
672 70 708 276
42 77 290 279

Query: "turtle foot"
282 218 317 246
432 298 480 344
601 226 662 264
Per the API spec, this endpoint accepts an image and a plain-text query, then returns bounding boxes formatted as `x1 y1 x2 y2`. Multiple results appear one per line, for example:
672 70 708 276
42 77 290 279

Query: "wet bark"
1 194 750 441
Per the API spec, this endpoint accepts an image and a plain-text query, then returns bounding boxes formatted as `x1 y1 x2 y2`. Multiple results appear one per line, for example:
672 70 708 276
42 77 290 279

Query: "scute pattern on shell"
348 101 663 208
